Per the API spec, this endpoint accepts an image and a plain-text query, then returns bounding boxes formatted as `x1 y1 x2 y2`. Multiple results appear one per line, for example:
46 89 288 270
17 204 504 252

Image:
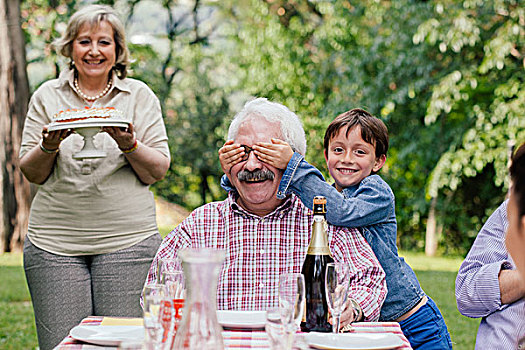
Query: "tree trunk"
425 196 439 256
0 0 31 253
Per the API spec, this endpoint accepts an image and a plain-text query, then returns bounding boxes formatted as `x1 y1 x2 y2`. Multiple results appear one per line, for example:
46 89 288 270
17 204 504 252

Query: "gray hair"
53 4 130 78
227 98 307 156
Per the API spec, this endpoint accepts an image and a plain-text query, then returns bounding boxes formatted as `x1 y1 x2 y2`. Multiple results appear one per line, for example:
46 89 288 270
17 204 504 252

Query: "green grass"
400 251 479 349
0 253 38 349
159 226 172 238
0 251 479 349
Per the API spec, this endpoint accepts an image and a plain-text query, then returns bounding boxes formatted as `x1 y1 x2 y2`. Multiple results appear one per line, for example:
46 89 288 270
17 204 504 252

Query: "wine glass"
142 284 165 350
161 270 185 346
325 262 350 333
157 257 181 284
278 273 305 350
162 271 185 313
161 270 185 290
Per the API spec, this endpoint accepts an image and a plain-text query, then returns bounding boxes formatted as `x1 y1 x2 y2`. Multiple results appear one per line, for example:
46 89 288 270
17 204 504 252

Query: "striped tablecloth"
56 316 412 349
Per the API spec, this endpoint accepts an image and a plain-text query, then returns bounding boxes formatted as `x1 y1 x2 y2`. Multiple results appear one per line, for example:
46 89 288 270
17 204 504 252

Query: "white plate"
69 325 144 346
217 310 266 329
306 332 404 350
48 119 129 131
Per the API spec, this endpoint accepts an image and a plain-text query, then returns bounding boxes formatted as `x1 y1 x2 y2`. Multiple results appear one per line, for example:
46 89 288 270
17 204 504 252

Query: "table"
56 316 412 349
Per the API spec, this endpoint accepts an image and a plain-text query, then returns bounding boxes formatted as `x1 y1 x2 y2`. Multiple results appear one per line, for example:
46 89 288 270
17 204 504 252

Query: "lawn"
0 253 37 349
0 251 479 349
400 251 479 349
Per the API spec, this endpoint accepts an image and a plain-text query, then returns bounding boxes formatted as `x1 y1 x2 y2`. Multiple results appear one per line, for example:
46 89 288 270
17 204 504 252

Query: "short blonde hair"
54 4 130 78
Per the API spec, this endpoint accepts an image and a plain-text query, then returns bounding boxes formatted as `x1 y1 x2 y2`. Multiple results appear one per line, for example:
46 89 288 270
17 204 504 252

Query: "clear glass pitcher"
170 248 225 350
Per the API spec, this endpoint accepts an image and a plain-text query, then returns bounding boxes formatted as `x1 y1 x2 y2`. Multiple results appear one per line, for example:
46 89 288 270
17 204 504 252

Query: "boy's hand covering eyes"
253 138 294 170
218 140 245 175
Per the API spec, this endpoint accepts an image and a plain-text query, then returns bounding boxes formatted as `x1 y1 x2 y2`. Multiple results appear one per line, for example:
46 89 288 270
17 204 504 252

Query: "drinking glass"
278 273 305 350
157 257 181 284
142 284 165 350
161 270 186 348
265 307 285 350
161 270 185 293
325 262 350 333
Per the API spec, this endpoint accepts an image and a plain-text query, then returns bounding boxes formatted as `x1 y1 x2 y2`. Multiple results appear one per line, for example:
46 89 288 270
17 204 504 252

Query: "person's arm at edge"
455 200 524 317
20 137 60 184
499 269 525 304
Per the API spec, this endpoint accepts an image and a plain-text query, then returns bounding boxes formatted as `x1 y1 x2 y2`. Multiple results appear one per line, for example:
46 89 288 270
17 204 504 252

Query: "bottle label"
307 219 332 256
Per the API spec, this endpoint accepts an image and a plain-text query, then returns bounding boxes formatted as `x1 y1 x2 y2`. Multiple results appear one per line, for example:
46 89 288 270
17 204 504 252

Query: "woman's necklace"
74 77 112 102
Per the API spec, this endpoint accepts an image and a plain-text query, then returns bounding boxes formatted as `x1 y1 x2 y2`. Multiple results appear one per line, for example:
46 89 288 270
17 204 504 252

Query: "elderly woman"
19 5 170 349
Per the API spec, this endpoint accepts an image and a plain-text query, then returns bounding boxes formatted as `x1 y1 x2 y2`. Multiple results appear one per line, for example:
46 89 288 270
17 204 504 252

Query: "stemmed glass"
142 284 166 350
325 262 351 333
278 273 305 350
160 270 185 347
157 257 181 284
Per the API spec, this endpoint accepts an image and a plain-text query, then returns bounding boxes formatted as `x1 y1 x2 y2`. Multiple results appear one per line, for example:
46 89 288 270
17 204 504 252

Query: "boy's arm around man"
277 152 394 228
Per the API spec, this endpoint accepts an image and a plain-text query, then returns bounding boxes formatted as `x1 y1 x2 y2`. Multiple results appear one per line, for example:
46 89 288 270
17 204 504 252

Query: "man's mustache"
237 169 275 182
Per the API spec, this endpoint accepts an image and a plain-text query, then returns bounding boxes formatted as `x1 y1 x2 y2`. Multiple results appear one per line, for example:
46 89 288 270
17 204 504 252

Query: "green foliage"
21 0 524 254
126 0 234 208
412 0 524 251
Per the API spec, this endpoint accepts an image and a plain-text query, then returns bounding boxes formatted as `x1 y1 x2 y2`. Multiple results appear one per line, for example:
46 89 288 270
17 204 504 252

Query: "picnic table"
56 315 413 349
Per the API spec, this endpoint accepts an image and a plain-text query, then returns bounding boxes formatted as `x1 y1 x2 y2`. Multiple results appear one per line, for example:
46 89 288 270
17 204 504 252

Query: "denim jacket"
232 152 424 321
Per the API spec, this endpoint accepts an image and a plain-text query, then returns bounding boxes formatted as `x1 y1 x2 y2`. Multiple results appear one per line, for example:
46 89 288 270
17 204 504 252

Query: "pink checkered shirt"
146 193 386 321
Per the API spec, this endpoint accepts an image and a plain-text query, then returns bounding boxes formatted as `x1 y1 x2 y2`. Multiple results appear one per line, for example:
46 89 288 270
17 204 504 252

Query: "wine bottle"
300 196 334 332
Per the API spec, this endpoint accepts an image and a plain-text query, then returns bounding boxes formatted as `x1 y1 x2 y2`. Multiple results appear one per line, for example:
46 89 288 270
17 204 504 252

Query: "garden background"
1 0 523 348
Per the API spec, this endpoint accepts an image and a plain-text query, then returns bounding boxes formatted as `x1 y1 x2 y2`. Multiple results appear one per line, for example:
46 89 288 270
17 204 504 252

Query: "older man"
145 98 386 323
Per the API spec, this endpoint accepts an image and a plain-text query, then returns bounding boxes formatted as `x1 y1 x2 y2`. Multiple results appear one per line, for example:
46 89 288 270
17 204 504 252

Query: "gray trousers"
23 234 161 350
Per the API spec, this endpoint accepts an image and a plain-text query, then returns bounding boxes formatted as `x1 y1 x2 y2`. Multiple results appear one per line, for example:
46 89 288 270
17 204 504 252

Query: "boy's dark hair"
324 108 389 159
510 142 525 216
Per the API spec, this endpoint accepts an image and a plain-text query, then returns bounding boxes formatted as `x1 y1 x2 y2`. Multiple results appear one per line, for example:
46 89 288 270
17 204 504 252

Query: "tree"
226 0 523 255
19 0 521 256
0 0 31 252
126 0 232 208
416 0 524 254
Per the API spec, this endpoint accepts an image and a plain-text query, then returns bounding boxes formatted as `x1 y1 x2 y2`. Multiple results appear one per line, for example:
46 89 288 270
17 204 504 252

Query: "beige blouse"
20 69 170 256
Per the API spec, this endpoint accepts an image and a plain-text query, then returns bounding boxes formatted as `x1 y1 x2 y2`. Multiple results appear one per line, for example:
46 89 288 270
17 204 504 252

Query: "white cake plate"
48 120 129 159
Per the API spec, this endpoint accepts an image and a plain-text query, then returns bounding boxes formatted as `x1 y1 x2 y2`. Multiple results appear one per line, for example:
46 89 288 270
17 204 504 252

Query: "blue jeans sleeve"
277 152 305 199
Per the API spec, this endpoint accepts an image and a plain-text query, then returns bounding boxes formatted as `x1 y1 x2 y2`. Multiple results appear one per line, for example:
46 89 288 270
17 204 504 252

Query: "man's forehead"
234 119 282 144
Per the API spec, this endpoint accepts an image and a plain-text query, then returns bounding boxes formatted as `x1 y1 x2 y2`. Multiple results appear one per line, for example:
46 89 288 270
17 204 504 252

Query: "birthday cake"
51 107 125 124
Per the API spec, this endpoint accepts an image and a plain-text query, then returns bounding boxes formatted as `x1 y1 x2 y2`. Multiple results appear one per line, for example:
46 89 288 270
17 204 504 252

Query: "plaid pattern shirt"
146 193 386 321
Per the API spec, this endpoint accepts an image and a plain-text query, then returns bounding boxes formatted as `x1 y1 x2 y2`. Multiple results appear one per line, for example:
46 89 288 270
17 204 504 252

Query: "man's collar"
227 192 294 219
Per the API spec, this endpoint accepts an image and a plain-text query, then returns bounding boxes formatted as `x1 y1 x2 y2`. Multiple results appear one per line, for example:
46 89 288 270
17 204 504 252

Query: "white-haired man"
145 98 386 325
